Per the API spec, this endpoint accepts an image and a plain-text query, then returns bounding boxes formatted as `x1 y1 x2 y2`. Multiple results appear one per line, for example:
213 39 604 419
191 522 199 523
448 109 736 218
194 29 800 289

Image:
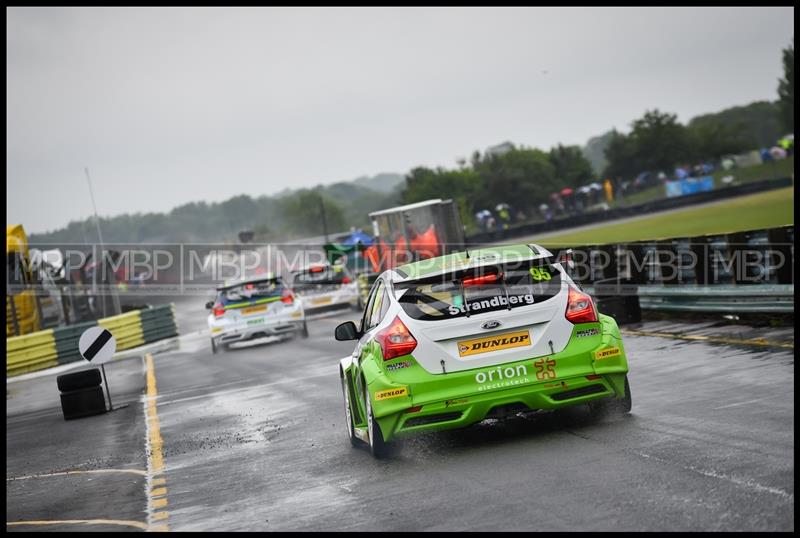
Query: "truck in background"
7 224 41 336
366 199 465 271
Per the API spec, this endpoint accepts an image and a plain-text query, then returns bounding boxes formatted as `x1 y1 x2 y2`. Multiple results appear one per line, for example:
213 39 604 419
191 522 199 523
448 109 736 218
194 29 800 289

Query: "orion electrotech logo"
474 364 531 392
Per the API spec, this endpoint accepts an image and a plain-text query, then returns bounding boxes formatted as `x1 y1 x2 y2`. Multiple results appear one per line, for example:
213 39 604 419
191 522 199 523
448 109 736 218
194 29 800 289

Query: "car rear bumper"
366 326 629 440
211 320 305 344
385 372 626 438
301 294 359 312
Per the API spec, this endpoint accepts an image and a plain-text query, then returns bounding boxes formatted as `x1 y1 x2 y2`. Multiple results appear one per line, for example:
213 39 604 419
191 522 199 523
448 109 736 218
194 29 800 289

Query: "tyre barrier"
57 368 107 420
6 303 179 377
555 225 794 314
6 329 58 377
56 367 102 392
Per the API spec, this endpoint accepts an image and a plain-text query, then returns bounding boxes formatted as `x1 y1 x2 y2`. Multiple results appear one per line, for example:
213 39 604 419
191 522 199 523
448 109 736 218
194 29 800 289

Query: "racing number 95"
529 267 551 281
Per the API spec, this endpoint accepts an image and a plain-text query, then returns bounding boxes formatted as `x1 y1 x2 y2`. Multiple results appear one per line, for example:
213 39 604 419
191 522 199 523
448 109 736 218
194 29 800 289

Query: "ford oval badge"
481 320 502 330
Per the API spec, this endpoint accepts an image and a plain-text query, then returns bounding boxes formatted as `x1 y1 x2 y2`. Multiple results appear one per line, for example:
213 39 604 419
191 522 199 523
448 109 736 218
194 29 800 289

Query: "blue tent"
342 229 373 246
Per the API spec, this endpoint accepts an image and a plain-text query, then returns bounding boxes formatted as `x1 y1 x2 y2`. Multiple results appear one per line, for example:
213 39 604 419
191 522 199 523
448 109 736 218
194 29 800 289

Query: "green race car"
335 244 632 457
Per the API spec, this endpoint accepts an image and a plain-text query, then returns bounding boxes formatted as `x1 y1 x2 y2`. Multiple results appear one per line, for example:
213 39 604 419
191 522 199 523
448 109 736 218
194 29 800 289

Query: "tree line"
30 177 402 245
402 40 794 229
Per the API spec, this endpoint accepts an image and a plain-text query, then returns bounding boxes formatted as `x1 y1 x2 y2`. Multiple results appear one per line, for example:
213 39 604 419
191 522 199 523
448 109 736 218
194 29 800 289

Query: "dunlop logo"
457 330 531 357
594 347 621 360
374 387 408 400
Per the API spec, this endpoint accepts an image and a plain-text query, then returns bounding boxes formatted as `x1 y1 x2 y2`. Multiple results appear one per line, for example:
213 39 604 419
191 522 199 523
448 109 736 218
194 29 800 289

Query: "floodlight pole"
85 167 122 316
319 195 329 243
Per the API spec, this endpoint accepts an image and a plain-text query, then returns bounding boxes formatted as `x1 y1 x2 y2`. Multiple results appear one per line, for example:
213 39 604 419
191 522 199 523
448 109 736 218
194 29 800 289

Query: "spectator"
496 204 512 230
778 134 794 156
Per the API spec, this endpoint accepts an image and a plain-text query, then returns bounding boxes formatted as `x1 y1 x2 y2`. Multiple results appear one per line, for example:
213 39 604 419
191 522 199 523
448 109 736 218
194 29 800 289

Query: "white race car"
206 274 307 353
290 262 362 314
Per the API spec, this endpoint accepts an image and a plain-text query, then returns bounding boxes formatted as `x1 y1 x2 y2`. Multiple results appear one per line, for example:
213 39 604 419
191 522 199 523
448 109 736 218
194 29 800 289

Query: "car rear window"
219 278 286 306
292 265 350 288
395 260 562 321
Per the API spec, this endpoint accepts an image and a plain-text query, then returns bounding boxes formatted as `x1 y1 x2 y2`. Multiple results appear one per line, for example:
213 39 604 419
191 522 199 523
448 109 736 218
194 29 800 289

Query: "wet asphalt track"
6 298 794 531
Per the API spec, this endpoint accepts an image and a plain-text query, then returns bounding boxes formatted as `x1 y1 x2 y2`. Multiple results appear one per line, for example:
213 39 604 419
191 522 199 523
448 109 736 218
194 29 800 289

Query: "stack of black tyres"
57 369 107 420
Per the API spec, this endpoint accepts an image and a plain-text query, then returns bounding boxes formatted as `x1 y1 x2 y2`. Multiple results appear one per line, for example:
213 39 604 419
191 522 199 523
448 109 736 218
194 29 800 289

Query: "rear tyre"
301 321 309 339
589 375 632 417
364 384 390 458
211 338 218 354
341 373 360 447
618 376 632 413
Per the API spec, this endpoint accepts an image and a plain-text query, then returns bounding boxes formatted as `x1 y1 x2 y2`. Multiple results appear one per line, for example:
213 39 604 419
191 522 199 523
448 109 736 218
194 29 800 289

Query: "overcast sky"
7 7 794 234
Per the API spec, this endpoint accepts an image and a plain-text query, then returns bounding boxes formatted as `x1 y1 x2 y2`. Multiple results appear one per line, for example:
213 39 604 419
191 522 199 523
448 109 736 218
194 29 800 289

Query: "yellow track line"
7 519 149 530
144 353 170 532
621 329 794 350
7 469 146 481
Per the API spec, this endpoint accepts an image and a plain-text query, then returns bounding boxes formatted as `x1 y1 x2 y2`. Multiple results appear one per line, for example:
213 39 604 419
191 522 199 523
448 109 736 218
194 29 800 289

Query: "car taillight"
462 272 502 287
309 265 324 273
565 287 597 324
213 303 225 317
375 316 417 361
342 276 351 284
281 289 294 305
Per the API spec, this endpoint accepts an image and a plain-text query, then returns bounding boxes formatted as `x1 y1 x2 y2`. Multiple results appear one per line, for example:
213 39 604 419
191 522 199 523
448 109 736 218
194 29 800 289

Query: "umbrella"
342 229 373 246
495 203 510 211
560 187 574 196
539 203 549 211
769 146 787 160
589 182 603 190
577 186 592 194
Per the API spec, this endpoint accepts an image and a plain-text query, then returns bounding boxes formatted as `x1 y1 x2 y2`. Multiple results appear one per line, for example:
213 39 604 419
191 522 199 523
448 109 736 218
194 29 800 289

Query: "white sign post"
78 326 119 410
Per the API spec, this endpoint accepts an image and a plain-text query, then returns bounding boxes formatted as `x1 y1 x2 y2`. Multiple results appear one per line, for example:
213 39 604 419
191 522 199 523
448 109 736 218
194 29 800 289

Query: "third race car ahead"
290 262 362 314
335 243 632 457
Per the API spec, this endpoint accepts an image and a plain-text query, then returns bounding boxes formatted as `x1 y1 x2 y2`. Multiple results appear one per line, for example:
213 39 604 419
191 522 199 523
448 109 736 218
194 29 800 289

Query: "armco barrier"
6 303 179 377
583 284 794 314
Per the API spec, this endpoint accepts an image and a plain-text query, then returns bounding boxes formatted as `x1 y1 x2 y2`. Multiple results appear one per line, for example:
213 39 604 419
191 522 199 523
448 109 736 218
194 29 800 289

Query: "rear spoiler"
392 244 555 282
216 274 279 291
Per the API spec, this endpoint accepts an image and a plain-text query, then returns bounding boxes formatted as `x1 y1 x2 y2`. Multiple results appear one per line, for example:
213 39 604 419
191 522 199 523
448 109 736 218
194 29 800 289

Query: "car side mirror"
205 301 214 310
335 321 361 341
